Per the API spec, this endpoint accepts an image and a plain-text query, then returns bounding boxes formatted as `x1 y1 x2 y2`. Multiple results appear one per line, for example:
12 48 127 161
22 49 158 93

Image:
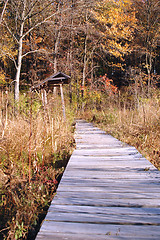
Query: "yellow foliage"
0 27 17 66
0 70 6 85
93 0 136 58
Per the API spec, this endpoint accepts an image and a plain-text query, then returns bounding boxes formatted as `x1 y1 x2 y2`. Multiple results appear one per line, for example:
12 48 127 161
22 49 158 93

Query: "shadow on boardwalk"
36 120 160 240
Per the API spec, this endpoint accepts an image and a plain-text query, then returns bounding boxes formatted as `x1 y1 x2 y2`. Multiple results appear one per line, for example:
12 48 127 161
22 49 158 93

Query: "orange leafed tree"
87 74 118 95
93 0 136 61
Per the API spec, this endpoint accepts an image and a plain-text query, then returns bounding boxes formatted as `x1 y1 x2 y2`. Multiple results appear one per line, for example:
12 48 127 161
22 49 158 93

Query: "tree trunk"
91 52 94 82
14 0 26 102
14 37 23 102
82 12 88 102
82 37 87 90
54 35 59 74
69 2 74 103
146 52 152 97
54 3 62 74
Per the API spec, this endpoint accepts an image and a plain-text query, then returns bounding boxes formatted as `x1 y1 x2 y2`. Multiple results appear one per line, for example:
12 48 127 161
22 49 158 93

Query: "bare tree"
1 0 71 101
133 0 160 94
0 0 9 24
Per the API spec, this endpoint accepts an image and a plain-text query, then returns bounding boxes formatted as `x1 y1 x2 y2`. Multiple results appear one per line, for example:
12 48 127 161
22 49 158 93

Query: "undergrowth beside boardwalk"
0 92 74 239
0 83 160 239
80 88 160 170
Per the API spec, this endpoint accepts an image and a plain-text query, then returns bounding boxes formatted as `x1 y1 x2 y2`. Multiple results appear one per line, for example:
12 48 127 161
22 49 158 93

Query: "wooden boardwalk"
36 120 160 240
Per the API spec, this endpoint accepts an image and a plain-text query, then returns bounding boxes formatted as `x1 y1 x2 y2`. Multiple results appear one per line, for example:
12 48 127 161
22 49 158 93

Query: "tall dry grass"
0 91 74 239
82 88 160 169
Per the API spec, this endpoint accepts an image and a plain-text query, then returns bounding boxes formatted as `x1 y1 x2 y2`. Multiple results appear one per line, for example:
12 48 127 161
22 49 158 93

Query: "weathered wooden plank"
61 171 159 180
36 120 160 240
49 196 160 208
56 188 160 197
51 190 160 200
73 147 139 155
49 204 160 216
45 211 160 225
60 177 160 184
37 222 160 239
64 161 152 169
35 232 159 240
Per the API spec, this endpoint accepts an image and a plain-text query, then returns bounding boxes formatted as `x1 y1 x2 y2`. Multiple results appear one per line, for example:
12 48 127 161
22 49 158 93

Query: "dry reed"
82 88 160 169
0 91 74 239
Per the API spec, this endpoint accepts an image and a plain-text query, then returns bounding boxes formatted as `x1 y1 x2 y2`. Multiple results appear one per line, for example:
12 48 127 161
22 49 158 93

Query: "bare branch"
3 20 19 44
0 0 9 24
22 48 53 58
0 49 17 69
85 65 100 78
24 0 39 20
24 1 55 21
22 5 72 39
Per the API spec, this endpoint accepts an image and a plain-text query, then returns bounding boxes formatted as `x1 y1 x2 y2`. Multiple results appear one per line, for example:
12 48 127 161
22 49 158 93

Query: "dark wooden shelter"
31 72 71 120
31 72 71 91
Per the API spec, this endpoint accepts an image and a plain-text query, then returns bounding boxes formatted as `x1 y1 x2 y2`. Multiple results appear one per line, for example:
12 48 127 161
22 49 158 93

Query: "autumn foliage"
0 0 160 239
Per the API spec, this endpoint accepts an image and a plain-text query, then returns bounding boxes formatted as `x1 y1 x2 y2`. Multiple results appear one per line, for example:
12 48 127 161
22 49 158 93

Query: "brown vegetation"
0 82 160 239
0 92 74 239
82 86 160 170
0 0 159 239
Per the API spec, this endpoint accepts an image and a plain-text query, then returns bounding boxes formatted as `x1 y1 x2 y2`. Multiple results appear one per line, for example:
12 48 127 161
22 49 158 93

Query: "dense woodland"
0 0 160 239
0 0 159 96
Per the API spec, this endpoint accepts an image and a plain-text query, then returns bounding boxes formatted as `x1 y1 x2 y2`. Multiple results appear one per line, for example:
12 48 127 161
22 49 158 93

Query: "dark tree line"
0 0 159 99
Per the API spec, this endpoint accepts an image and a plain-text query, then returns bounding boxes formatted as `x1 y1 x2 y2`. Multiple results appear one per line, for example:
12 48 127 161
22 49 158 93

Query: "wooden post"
41 90 44 105
44 89 47 106
42 89 47 107
60 84 66 120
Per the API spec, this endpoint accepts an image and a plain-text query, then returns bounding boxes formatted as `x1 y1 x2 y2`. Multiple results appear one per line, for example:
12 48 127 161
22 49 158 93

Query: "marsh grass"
0 85 160 239
0 91 74 239
82 88 160 169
